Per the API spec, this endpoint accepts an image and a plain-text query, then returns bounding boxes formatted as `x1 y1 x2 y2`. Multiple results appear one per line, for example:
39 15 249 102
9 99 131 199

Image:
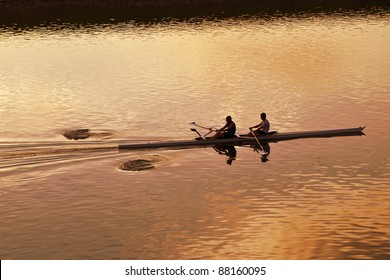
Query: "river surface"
1 10 390 259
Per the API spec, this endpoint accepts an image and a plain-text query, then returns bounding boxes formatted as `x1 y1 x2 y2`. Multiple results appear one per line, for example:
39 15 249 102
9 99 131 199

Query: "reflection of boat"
118 127 365 150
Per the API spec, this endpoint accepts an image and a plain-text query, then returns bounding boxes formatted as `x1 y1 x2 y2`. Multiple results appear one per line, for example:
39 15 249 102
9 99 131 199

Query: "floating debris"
119 159 155 171
62 129 90 140
119 155 168 171
62 129 112 140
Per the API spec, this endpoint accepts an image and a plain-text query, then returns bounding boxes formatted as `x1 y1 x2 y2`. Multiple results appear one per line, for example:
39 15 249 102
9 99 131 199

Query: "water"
1 11 390 259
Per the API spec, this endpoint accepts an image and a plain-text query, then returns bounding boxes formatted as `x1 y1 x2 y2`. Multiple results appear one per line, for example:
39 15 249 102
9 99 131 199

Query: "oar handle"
250 129 263 151
191 122 216 131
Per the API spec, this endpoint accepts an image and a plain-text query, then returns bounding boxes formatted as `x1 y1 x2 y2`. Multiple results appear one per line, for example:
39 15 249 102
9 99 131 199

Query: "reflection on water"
212 142 270 164
0 10 390 259
213 145 237 165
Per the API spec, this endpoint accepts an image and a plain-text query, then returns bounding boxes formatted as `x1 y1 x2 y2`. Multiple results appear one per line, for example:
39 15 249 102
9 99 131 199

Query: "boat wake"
0 141 118 171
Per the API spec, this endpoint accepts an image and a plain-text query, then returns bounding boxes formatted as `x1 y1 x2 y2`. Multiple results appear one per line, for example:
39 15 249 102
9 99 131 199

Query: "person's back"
260 115 270 134
211 116 236 139
248 112 270 135
225 117 236 137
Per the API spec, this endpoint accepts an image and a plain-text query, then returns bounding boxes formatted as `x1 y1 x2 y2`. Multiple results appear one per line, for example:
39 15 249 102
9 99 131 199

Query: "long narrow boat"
118 127 365 150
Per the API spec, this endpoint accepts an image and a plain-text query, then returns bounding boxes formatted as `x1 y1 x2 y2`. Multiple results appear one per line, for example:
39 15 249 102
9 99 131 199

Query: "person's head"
226 115 232 122
260 113 266 120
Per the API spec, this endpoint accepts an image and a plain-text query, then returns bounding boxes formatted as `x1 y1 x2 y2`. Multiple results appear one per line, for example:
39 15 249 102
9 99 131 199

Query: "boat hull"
118 127 365 150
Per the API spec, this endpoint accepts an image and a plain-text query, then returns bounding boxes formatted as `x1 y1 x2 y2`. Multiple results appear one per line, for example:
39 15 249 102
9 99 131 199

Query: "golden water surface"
0 11 389 259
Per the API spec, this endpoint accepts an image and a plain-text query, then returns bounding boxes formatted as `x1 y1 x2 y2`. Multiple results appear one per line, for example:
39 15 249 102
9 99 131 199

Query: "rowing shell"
118 127 365 150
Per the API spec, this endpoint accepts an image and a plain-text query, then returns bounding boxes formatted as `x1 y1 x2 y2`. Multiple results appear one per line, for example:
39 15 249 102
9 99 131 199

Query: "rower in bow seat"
243 112 276 136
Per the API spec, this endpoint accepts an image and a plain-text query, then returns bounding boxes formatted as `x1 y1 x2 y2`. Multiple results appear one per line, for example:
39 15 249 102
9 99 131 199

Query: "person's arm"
250 122 262 130
218 123 229 132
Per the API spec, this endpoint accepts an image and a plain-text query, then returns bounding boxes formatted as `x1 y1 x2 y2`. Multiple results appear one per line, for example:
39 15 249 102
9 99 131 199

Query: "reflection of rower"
250 142 271 162
213 145 237 165
260 143 270 162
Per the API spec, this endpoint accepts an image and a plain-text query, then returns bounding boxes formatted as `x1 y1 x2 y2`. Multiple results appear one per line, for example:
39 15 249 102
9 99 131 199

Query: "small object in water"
62 129 90 140
119 159 155 171
119 155 167 171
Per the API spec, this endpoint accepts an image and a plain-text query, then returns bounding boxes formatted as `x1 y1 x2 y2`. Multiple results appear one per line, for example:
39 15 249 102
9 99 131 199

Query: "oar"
190 128 203 138
250 129 268 155
189 122 216 131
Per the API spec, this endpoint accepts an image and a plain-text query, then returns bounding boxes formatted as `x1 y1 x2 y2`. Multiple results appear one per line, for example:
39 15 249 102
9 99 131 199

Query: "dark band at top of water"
0 0 388 26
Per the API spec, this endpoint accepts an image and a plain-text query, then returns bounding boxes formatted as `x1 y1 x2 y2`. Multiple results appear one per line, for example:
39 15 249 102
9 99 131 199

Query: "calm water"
1 11 390 259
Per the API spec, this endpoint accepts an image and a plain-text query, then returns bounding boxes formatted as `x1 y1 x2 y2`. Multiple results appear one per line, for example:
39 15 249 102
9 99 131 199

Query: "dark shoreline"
1 0 388 25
